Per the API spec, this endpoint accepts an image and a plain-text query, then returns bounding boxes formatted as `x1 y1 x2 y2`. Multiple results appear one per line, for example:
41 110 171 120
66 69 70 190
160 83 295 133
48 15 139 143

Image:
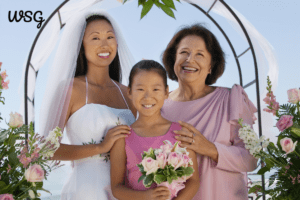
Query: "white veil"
39 8 135 138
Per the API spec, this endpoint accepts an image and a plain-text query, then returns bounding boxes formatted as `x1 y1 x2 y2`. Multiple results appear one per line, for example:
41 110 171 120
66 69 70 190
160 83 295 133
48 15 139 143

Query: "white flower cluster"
40 127 62 158
238 119 270 159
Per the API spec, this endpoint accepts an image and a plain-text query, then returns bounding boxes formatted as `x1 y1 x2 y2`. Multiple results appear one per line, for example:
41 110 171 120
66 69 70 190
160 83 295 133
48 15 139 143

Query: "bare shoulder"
115 82 137 116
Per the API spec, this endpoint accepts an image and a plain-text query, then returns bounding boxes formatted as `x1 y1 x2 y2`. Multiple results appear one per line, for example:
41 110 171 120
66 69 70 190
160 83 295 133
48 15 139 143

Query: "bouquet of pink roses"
137 140 194 199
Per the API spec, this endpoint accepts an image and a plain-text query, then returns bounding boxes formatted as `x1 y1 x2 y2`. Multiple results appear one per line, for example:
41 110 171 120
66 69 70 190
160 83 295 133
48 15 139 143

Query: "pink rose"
141 157 159 175
8 112 23 128
167 152 184 170
287 88 300 104
276 115 293 131
158 180 186 199
25 164 45 182
156 153 167 169
0 194 14 200
280 138 297 154
181 154 192 168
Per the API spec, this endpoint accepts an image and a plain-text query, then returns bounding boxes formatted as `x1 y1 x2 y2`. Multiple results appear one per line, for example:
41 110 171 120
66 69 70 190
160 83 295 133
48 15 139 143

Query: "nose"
99 38 108 47
186 53 195 63
143 90 153 99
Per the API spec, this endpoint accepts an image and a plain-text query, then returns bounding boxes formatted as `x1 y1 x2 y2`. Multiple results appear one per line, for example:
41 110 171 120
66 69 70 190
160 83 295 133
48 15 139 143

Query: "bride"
39 10 136 200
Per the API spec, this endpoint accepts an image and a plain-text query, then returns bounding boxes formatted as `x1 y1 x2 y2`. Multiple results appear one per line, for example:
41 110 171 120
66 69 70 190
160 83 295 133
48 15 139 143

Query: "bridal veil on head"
39 7 135 139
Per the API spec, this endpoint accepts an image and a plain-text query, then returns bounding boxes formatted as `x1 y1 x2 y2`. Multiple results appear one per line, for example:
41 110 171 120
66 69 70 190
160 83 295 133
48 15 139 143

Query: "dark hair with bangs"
128 60 168 90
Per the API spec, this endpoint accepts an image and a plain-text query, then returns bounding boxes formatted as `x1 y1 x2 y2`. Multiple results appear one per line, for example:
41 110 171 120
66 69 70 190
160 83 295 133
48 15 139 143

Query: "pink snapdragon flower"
1 80 9 90
1 70 8 80
276 115 293 131
263 84 280 116
18 154 32 168
0 194 14 200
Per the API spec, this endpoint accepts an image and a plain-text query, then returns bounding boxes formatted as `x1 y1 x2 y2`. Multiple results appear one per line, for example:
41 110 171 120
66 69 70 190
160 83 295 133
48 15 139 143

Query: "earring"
209 68 212 74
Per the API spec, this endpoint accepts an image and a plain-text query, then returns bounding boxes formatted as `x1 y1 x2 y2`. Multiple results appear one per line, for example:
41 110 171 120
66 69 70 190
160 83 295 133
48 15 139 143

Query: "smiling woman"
161 24 258 200
36 10 137 200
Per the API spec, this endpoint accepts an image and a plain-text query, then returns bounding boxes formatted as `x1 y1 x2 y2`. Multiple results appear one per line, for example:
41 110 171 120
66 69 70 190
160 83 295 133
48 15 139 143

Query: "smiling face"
129 70 169 118
83 19 117 69
174 35 212 84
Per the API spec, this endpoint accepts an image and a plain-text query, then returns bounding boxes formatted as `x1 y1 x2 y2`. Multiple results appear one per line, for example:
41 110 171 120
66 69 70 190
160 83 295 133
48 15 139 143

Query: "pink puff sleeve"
213 84 258 172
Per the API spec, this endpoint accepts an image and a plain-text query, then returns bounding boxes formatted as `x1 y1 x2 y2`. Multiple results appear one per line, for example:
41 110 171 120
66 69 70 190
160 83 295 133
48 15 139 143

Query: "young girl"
110 60 199 200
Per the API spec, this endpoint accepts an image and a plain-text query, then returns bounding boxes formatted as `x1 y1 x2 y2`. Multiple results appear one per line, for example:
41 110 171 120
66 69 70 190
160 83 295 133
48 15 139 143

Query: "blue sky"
0 0 299 198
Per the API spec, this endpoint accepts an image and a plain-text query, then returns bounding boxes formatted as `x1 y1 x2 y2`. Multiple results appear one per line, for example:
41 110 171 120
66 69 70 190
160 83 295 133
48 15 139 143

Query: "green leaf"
138 0 146 6
257 166 271 175
138 174 146 183
35 181 43 189
141 0 154 19
248 185 263 194
143 174 154 188
159 3 175 19
162 0 176 10
183 167 194 176
0 130 9 143
8 151 19 166
0 181 7 188
154 174 167 184
290 127 300 138
167 177 172 184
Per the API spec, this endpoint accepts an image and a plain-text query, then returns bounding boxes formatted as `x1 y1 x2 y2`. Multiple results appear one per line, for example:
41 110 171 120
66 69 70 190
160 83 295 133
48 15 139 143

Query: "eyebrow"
135 84 164 87
89 30 115 35
179 48 205 52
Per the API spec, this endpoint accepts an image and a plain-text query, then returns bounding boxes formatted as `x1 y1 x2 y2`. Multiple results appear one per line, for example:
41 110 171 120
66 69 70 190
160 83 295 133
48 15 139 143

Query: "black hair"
128 60 168 89
75 15 121 82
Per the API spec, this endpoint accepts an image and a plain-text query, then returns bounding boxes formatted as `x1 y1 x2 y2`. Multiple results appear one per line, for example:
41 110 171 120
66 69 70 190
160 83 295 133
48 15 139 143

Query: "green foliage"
123 0 181 19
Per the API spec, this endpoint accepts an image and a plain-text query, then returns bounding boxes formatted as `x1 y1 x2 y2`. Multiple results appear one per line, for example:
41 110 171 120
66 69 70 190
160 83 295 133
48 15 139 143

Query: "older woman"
161 24 258 200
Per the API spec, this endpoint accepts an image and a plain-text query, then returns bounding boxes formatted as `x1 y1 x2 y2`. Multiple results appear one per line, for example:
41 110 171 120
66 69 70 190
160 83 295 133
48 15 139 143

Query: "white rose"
9 112 24 128
141 157 159 175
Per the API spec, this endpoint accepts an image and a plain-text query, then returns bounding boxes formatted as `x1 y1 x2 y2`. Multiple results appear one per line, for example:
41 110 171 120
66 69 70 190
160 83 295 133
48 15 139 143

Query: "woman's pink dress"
125 122 181 191
161 85 258 200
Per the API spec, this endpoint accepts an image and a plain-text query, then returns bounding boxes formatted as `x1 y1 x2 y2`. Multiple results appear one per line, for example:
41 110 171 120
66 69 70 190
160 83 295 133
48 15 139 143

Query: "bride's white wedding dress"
60 77 135 200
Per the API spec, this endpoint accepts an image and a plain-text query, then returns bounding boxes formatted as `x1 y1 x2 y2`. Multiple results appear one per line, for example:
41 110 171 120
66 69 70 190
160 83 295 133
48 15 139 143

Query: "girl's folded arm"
174 149 200 200
110 138 147 200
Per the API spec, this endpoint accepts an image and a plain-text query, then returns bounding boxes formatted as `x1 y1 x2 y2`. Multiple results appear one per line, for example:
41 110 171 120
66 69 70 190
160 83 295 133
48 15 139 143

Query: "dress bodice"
66 104 135 145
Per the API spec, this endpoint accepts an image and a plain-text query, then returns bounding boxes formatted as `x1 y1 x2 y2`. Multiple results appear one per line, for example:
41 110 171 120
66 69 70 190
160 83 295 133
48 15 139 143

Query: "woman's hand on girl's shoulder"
100 125 131 153
143 186 171 200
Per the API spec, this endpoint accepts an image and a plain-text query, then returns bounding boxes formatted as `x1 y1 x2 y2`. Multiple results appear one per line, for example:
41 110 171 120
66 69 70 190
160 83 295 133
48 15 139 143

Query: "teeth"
98 53 110 57
183 67 197 71
143 104 154 108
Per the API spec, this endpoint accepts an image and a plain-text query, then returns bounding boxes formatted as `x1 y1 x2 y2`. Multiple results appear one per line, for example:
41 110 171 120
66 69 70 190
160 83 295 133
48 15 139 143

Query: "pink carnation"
276 115 293 132
0 194 14 200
